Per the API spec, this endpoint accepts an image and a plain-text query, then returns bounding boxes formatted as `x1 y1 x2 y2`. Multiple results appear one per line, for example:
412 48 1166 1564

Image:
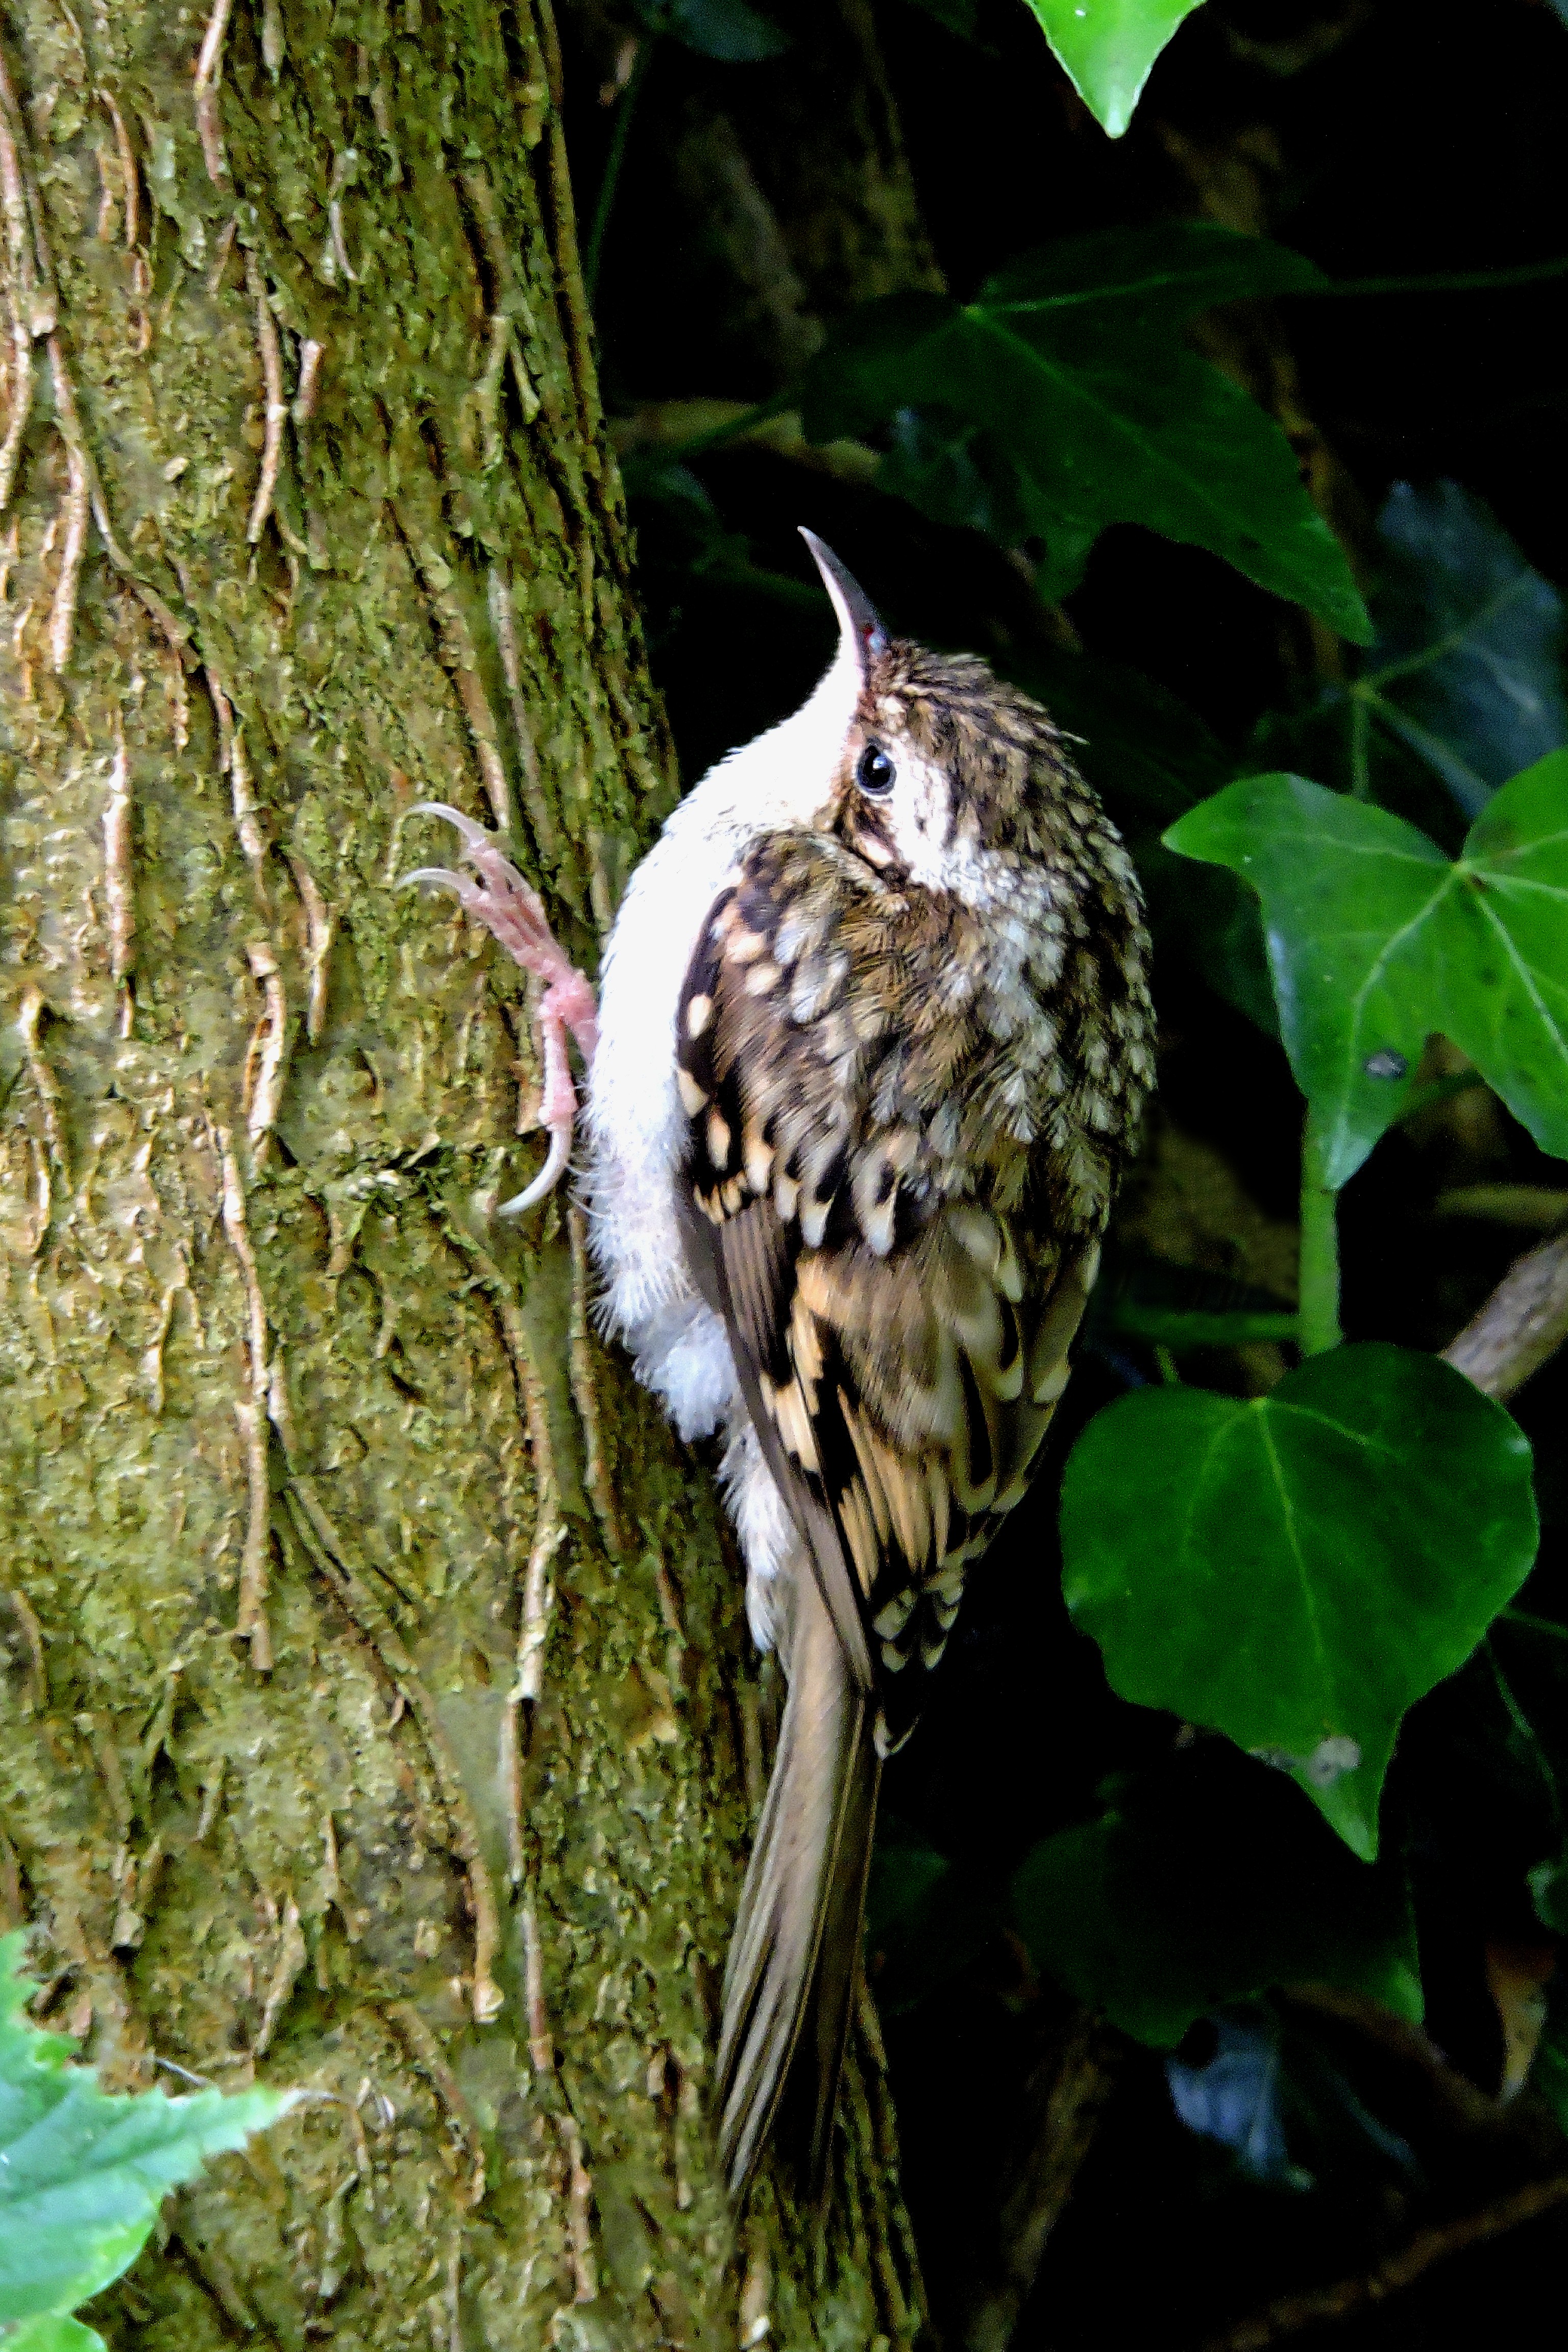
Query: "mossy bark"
0 5 923 2344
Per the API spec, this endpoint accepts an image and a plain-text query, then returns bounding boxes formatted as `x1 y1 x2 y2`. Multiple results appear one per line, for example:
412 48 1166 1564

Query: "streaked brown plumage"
676 623 1153 2193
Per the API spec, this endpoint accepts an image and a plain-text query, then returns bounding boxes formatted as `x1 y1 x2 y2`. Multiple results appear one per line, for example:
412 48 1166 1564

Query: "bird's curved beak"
800 528 888 680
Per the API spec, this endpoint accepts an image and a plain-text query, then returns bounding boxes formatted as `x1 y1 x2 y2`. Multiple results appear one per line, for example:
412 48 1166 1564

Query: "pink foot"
403 804 598 1215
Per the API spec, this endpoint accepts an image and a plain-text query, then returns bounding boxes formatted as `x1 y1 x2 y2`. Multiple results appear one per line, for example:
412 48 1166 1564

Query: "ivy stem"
1299 1110 1343 1354
583 34 656 304
1348 686 1371 799
1502 1607 1568 1642
1308 252 1568 299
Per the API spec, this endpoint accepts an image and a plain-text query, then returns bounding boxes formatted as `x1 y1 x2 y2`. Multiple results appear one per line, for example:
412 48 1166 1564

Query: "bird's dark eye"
856 743 895 795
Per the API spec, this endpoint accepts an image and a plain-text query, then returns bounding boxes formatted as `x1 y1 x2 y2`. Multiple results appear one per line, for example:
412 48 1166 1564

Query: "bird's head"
687 531 1128 921
793 532 1116 914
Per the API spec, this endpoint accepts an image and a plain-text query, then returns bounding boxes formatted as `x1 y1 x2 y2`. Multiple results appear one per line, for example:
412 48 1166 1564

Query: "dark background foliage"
553 2 1568 2340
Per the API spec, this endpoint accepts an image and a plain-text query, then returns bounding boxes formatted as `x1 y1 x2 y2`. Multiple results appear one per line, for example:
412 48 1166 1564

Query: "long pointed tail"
716 1567 881 2199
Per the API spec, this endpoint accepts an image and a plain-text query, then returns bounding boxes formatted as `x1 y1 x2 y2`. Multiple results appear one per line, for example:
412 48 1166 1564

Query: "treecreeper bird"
405 534 1154 2200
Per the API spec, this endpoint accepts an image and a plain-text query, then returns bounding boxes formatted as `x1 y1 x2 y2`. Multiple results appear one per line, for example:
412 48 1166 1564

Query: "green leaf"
1012 1752 1423 2043
1164 753 1568 1186
1365 482 1567 819
3 2318 106 2352
1529 1854 1568 1934
0 1934 292 2324
1059 1345 1538 1859
878 406 1085 578
800 225 1371 637
1258 483 1568 827
1021 0 1207 137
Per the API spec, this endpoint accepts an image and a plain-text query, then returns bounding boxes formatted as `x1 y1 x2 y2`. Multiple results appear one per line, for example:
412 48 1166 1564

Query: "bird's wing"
676 837 1101 1715
681 832 1101 2197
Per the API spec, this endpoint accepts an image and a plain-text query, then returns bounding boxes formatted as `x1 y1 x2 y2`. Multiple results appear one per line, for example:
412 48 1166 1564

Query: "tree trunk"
0 5 923 2344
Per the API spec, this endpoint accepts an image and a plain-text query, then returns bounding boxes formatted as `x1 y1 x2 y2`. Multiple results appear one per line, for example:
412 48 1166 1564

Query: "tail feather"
717 1568 881 2199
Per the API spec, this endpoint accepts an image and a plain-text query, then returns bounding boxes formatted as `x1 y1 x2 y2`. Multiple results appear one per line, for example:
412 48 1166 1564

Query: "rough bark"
0 4 923 2345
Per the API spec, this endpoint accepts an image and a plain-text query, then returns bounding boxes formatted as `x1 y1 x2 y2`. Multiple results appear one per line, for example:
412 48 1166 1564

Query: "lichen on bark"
0 4 922 2343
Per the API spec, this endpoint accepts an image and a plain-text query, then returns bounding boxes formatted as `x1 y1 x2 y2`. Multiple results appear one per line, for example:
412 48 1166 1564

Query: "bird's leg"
402 803 598 1215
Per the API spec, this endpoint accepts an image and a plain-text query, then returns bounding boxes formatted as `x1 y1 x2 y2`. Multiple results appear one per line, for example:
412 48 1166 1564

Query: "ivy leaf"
1530 1852 1568 1934
1012 1750 1423 2043
1020 1 1208 137
3 2320 105 2352
1059 1345 1538 1859
878 407 1084 577
1363 482 1568 819
800 224 1371 635
1164 752 1568 1187
0 1934 291 2327
1250 482 1568 845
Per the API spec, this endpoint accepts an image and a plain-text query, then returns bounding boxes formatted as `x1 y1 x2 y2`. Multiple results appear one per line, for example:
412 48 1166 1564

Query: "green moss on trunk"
0 4 922 2341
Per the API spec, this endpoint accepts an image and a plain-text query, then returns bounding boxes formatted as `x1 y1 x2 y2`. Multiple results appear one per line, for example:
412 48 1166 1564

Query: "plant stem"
1298 1110 1343 1355
1502 1607 1568 1642
1357 573 1529 693
583 35 655 304
1308 253 1568 299
1348 686 1371 799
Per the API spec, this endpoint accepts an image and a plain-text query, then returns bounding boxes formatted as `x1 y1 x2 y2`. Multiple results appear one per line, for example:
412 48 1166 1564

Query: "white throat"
583 635 860 1351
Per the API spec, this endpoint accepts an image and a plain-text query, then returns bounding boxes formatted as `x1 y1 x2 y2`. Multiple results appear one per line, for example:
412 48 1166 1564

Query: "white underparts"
721 1417 802 1652
583 633 863 1652
624 1293 737 1441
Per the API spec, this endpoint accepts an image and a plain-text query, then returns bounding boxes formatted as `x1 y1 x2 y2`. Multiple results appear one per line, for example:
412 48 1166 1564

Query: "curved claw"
407 800 498 854
400 806 594 1224
400 864 483 903
498 1124 572 1218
